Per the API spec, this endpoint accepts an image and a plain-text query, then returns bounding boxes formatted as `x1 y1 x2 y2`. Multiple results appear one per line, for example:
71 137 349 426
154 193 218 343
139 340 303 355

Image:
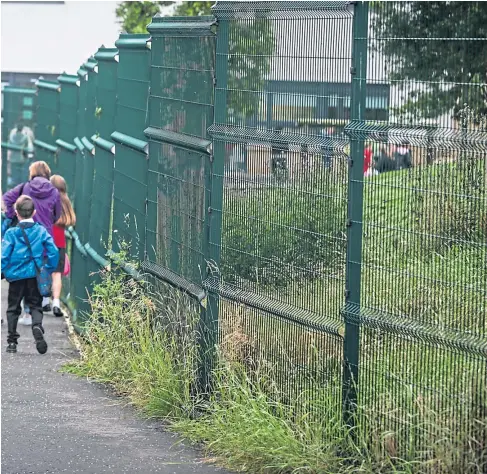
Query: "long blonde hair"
50 175 76 227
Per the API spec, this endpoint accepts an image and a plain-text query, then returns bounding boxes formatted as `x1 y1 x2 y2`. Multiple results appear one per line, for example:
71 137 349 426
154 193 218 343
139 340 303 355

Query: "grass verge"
62 268 487 474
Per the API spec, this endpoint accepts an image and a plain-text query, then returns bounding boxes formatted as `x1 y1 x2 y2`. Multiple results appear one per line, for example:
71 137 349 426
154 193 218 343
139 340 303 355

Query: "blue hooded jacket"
1 221 59 282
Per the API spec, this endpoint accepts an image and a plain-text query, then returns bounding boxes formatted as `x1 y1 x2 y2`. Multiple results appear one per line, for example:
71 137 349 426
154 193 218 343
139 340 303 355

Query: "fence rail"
2 2 486 470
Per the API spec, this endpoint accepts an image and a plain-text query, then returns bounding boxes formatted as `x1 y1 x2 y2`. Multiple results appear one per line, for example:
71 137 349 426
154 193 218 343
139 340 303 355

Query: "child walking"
49 175 76 317
2 195 59 354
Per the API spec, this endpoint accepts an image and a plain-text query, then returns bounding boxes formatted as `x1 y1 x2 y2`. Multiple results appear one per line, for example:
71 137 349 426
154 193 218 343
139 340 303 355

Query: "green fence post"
86 47 118 282
34 80 60 172
56 73 80 192
201 9 229 392
112 34 151 262
343 0 369 429
71 56 98 329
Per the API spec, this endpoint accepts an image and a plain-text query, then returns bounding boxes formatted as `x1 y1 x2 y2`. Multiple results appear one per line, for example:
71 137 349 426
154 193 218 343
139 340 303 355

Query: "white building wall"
1 1 122 75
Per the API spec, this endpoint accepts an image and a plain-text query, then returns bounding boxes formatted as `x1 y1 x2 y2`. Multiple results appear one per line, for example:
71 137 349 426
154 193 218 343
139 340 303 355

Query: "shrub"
221 180 347 288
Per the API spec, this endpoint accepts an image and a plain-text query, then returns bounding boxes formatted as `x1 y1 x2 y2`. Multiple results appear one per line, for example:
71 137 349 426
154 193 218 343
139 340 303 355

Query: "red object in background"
364 147 372 173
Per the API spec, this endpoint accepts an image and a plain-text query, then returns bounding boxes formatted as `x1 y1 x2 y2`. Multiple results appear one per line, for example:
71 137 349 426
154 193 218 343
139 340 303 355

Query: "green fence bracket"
143 127 211 154
111 132 148 154
84 243 110 268
55 139 77 153
33 140 58 153
106 250 145 282
67 226 88 257
140 260 207 304
81 137 95 154
36 79 61 92
1 142 34 153
114 34 151 49
73 137 84 152
91 134 115 154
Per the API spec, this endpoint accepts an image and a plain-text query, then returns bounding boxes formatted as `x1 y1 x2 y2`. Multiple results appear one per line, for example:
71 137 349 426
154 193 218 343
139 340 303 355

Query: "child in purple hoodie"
2 161 61 320
3 161 61 237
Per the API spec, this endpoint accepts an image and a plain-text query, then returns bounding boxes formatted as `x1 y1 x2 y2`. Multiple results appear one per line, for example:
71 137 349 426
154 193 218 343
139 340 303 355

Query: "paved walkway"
1 282 229 474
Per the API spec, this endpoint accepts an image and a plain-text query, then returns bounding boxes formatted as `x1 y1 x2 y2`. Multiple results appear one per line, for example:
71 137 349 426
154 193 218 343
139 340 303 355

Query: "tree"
174 1 212 17
115 2 173 34
372 2 487 123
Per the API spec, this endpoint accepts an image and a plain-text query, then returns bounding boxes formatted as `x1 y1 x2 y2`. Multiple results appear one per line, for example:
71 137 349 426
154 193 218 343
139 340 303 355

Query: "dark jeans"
7 278 43 344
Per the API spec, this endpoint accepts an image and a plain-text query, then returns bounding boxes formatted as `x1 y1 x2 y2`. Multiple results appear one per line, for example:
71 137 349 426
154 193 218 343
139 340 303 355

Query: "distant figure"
7 123 30 188
363 144 373 175
271 127 287 178
322 127 335 169
394 141 412 170
374 146 396 174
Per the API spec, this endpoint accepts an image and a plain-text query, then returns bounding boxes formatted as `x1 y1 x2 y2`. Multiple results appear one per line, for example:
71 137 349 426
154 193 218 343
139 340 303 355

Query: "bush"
221 181 347 288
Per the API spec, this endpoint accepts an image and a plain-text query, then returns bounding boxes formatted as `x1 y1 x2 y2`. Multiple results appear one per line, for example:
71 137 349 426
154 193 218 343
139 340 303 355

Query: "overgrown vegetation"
221 175 347 288
65 259 486 472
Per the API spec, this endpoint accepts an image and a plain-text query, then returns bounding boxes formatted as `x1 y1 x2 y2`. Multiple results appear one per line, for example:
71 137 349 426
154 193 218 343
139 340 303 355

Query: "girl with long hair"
49 175 76 317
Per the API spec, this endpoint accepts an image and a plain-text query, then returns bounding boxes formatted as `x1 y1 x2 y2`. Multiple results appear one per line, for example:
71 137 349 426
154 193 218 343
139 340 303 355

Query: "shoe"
53 306 64 318
6 343 17 353
43 304 52 313
20 314 32 326
33 326 48 354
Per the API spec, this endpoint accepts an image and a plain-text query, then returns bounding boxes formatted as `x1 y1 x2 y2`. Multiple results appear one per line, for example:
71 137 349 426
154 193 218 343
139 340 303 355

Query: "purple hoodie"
3 177 61 236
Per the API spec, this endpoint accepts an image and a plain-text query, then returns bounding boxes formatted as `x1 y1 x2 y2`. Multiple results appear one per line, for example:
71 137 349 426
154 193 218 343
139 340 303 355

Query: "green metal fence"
3 1 486 469
1 86 37 191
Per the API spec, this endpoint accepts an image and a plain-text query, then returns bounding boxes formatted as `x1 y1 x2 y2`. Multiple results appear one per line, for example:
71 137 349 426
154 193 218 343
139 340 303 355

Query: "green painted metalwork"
55 72 79 195
87 47 118 279
34 79 60 171
145 15 215 283
112 33 151 261
72 57 99 327
1 86 37 190
342 0 368 430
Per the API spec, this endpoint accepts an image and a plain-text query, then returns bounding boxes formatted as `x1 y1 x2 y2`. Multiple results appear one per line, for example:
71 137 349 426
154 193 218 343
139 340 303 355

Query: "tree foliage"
372 1 487 123
115 2 173 34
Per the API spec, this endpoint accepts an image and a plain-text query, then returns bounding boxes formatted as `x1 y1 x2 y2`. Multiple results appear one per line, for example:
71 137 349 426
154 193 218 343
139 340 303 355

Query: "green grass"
63 160 487 473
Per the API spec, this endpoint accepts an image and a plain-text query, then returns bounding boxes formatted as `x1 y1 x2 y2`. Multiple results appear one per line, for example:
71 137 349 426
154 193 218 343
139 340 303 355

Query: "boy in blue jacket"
2 195 59 354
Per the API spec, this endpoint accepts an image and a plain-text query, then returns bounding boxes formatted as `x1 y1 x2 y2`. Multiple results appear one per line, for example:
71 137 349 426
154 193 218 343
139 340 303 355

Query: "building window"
23 97 33 107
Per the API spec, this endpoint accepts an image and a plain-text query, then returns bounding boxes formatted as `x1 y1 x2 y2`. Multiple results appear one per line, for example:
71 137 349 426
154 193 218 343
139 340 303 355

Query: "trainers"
33 326 48 354
20 314 32 326
6 343 17 353
43 304 52 313
53 306 64 318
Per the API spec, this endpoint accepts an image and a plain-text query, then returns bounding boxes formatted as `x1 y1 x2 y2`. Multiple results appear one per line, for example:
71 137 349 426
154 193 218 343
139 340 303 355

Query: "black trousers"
7 278 43 344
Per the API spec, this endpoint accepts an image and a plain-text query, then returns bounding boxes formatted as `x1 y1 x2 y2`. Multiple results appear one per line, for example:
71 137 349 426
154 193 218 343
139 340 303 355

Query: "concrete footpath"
1 282 229 474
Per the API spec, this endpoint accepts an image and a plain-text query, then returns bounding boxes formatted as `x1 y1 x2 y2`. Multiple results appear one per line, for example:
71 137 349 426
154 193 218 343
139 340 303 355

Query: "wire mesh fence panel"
33 80 59 173
112 34 151 261
145 16 215 284
55 73 79 196
348 2 487 469
88 47 118 276
208 0 356 427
